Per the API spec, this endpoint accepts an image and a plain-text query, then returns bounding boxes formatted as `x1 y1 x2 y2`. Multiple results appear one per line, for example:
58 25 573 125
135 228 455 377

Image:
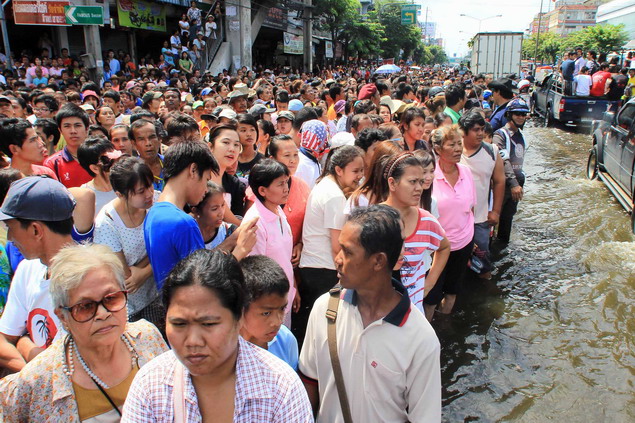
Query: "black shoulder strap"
481 142 496 161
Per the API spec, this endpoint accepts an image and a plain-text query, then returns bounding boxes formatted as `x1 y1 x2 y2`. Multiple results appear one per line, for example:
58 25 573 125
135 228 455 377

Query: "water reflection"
437 124 635 422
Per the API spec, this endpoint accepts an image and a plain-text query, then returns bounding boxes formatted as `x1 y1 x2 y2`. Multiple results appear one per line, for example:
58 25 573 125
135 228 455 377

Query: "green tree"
427 45 448 65
376 1 423 61
562 23 629 53
522 31 562 64
313 0 360 42
340 11 386 60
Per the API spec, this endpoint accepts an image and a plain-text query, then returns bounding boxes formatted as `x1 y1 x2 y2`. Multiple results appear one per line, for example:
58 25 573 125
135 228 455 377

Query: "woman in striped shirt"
382 151 450 321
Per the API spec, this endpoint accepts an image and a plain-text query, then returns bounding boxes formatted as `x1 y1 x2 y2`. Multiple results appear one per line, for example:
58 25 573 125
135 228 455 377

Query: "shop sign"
117 0 166 32
13 0 70 26
263 7 286 31
283 32 303 55
325 41 333 58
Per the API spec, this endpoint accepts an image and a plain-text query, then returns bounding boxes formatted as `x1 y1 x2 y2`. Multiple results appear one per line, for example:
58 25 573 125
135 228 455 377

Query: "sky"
417 0 554 58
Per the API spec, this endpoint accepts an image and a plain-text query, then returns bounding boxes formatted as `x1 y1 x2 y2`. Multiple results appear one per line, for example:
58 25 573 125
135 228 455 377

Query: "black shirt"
222 172 247 217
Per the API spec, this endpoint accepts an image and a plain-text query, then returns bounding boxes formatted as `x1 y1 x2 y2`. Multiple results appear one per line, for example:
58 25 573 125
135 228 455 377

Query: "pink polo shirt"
432 162 476 251
242 198 296 319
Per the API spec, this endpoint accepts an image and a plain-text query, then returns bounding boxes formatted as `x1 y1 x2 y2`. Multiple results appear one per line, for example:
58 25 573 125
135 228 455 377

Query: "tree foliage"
376 2 423 61
340 11 386 60
521 24 629 64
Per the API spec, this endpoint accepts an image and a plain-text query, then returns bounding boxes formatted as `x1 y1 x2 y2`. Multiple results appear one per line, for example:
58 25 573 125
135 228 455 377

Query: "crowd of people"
559 47 635 98
0 48 539 421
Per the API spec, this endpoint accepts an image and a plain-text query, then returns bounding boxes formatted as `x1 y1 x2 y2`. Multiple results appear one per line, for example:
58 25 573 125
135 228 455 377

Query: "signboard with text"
117 0 166 32
401 4 419 25
283 32 303 55
263 7 286 31
13 0 70 26
65 5 103 25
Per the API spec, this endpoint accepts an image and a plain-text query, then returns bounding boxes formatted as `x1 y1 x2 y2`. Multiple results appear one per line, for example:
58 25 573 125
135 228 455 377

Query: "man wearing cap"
0 95 15 118
218 108 237 125
487 78 516 131
0 177 77 372
249 103 275 121
492 98 530 245
142 91 163 117
81 90 100 109
276 110 294 135
192 100 206 122
228 90 248 114
358 83 380 106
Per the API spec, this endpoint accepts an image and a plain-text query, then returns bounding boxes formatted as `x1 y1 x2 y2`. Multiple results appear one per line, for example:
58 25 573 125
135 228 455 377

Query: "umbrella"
375 64 401 74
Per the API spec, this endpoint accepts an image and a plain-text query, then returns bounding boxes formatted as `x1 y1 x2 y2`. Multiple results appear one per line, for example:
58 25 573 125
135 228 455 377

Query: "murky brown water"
437 123 635 422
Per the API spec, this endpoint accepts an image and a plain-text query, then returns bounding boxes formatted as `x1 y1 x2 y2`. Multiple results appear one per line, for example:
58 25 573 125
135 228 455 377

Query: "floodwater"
437 123 635 422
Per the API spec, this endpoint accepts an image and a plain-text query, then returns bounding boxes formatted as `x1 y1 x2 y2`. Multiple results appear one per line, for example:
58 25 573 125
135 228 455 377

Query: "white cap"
219 108 237 120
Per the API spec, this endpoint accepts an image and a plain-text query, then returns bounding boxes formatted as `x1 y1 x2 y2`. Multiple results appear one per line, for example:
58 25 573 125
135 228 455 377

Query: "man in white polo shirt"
299 204 441 422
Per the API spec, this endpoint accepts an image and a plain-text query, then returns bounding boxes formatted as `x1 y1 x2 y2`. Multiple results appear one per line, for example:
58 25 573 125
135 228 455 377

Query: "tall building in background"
526 0 602 36
596 0 635 40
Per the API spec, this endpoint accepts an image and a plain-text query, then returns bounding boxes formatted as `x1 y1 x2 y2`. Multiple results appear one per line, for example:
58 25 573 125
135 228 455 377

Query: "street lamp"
459 13 503 33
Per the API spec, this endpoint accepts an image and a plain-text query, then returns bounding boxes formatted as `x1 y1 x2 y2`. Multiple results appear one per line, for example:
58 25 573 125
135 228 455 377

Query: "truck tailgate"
560 98 614 122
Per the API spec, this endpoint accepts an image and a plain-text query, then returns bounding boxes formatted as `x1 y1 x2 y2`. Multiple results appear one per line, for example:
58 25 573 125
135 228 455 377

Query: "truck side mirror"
603 111 615 124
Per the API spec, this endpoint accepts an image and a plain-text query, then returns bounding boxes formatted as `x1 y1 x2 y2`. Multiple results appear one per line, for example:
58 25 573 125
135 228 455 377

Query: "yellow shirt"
628 76 635 97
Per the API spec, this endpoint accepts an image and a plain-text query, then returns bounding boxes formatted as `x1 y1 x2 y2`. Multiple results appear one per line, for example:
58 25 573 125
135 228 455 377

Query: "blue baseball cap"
201 87 213 96
0 176 76 221
289 99 304 112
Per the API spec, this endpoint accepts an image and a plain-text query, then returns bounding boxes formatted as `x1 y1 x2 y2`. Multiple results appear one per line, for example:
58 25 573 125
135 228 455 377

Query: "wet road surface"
437 123 635 422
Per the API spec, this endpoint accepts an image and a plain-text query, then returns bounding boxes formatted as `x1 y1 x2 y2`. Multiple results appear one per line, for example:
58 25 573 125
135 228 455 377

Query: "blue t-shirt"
144 202 204 289
267 325 299 370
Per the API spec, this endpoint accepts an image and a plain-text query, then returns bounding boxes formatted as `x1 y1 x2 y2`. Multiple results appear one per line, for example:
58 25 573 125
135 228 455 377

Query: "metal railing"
201 0 225 71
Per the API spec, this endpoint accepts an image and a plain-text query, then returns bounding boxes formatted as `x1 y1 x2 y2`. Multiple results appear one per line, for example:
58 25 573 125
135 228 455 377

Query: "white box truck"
470 32 523 79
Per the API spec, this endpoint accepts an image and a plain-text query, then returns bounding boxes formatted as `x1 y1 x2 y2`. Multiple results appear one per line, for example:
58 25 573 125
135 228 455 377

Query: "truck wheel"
544 106 553 127
586 146 598 180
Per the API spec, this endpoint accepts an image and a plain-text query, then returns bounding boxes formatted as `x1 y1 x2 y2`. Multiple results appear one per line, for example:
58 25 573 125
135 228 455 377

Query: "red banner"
13 0 71 26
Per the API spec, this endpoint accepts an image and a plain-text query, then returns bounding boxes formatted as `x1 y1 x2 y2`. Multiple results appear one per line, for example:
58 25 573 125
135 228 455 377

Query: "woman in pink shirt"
430 125 476 315
241 158 296 327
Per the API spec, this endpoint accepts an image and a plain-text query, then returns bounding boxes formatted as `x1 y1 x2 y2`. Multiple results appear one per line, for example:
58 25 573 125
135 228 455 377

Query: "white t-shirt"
296 153 321 189
170 35 181 54
460 143 498 223
94 201 158 314
300 176 346 270
205 21 217 39
0 259 62 348
80 182 117 217
574 74 593 96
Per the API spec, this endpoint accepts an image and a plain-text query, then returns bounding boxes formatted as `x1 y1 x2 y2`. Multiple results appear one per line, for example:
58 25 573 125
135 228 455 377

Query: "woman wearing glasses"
0 243 168 422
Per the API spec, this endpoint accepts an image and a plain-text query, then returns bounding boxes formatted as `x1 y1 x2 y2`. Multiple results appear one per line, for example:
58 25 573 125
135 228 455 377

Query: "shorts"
424 240 474 305
472 222 492 274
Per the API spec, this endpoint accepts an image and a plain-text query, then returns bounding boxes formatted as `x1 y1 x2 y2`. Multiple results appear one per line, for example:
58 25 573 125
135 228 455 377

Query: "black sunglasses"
62 290 128 323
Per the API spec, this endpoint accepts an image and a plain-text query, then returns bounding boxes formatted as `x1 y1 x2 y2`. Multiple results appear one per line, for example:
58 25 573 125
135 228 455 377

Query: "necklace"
63 334 138 390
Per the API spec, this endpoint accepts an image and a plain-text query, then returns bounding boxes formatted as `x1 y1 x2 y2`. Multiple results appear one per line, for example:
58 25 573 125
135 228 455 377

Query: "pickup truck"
532 73 620 127
587 98 635 232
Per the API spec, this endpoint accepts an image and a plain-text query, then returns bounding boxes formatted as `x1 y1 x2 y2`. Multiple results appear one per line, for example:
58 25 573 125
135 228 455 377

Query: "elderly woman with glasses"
0 243 168 422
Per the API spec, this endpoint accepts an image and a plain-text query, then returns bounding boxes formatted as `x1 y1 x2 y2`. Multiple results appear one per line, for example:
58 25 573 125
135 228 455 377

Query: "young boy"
144 140 218 288
44 103 92 187
240 255 299 370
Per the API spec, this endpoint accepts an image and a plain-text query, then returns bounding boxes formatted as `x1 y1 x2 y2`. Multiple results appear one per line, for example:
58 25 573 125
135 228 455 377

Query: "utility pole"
303 0 313 73
423 7 428 45
533 0 544 75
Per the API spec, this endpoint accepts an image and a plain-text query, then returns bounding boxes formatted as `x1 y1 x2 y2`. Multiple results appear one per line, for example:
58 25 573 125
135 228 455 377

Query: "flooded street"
437 123 635 422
